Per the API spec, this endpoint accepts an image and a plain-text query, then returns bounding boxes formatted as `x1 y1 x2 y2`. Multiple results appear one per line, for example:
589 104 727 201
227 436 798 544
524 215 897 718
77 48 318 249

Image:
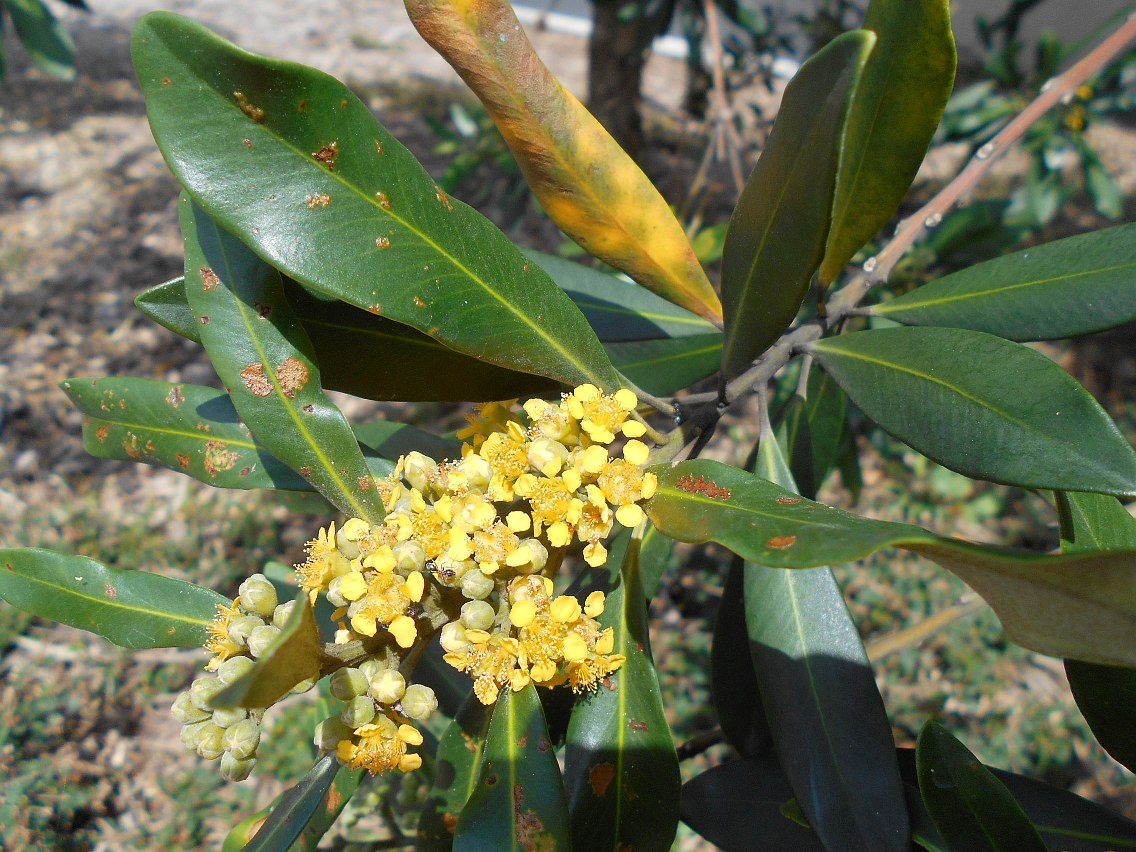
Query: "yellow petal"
465 629 491 644
338 572 368 602
583 541 607 567
623 439 650 466
615 503 645 528
547 521 572 548
595 627 615 655
641 472 658 500
510 599 537 628
404 570 425 603
562 632 588 662
350 612 378 637
510 669 532 692
621 420 647 438
506 511 531 533
389 615 418 648
398 724 425 746
550 595 582 623
399 753 423 772
584 591 606 618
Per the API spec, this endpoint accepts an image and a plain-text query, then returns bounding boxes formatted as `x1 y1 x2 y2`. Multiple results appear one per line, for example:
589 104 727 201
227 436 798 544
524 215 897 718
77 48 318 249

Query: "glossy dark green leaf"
804 365 850 492
418 691 488 851
680 756 826 851
744 437 907 851
712 557 772 757
243 754 340 852
870 224 1136 340
564 530 680 852
637 521 674 601
810 327 1136 496
213 592 324 709
1057 490 1136 554
607 334 722 396
0 547 227 648
646 459 1136 666
222 808 270 851
916 721 1047 852
454 683 572 851
896 748 1136 852
719 30 874 378
181 199 384 521
1065 659 1136 774
297 693 365 851
819 0 956 284
5 0 74 79
132 12 619 391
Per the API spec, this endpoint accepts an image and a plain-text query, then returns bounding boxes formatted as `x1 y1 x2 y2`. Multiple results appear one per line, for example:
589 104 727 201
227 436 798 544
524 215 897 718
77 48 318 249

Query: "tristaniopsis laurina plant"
3 0 1136 848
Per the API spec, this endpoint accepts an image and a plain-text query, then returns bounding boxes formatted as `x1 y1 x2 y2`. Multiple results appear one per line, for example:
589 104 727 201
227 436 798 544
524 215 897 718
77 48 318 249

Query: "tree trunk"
587 1 650 159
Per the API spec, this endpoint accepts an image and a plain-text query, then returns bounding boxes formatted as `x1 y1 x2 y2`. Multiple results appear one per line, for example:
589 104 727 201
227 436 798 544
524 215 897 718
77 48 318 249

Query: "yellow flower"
204 601 243 670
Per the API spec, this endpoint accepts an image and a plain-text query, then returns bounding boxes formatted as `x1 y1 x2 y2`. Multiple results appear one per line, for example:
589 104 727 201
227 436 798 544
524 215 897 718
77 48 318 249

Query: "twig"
866 594 985 662
703 0 746 194
676 726 724 761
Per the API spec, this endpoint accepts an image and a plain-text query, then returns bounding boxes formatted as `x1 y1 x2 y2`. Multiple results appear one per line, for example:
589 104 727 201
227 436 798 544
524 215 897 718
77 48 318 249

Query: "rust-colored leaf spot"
123 433 142 459
374 139 384 156
256 303 271 319
443 813 459 832
375 191 391 210
435 185 454 210
95 425 110 443
513 785 547 851
485 773 499 787
298 98 308 113
602 675 617 691
242 138 253 151
199 267 220 290
589 763 616 797
306 193 331 209
277 357 309 399
105 583 117 598
162 76 171 86
204 440 238 477
312 140 339 171
167 626 176 634
375 236 391 250
166 385 184 408
144 440 155 452
538 737 550 753
367 304 382 314
239 467 251 477
629 719 649 733
233 91 266 122
339 98 348 110
240 363 272 397
300 466 312 478
303 404 315 414
176 452 191 469
675 473 731 500
413 296 427 308
517 735 528 748
776 496 802 505
120 399 127 410
767 535 797 550
357 476 372 491
199 315 210 325
326 785 343 811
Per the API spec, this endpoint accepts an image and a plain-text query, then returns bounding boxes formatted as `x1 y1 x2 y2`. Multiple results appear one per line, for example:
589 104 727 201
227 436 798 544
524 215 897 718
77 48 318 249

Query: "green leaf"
711 559 771 757
298 757 363 850
132 12 620 392
819 0 956 284
719 30 875 378
0 547 227 649
870 224 1136 340
181 199 384 521
743 437 908 851
5 0 74 79
1065 659 1136 774
645 459 1136 666
804 365 850 493
916 721 1047 852
637 522 674 601
212 592 324 709
417 691 489 851
680 756 826 851
221 808 270 851
564 529 680 852
607 334 722 396
454 683 572 851
810 327 1136 496
243 754 341 852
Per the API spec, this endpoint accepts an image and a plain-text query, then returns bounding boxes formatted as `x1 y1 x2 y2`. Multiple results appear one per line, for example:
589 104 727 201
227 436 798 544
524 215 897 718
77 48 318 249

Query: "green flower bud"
326 575 351 608
393 540 427 573
460 599 495 631
512 538 549 574
180 720 210 751
196 722 227 760
212 706 248 729
272 600 296 629
401 684 438 721
403 451 435 494
227 615 266 647
460 569 495 600
370 669 406 705
238 574 278 618
330 667 369 701
314 716 353 751
189 675 226 712
357 658 386 683
439 621 470 654
291 677 316 694
172 690 210 724
246 624 281 659
223 718 262 760
220 752 256 782
335 527 361 560
216 655 255 686
342 695 376 728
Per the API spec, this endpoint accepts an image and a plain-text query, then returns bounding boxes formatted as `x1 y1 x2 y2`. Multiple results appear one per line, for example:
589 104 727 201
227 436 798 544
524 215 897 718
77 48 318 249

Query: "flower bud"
272 600 296 629
460 600 495 631
189 675 226 712
216 655 255 686
223 718 262 760
227 615 266 647
330 667 370 701
440 621 470 654
212 706 248 728
401 684 439 721
357 658 386 683
196 722 227 760
507 538 548 574
291 677 317 694
220 752 256 782
342 695 377 728
370 669 406 705
180 720 210 751
392 540 427 573
460 569 494 600
403 452 435 493
314 716 353 750
238 574 278 618
172 690 210 724
246 624 281 659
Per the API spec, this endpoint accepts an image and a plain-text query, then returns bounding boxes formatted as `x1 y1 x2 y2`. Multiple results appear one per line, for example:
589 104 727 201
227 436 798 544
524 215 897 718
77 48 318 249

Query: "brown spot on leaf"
357 476 372 491
374 139 384 156
375 236 391 250
513 785 547 852
166 385 184 408
675 473 731 500
95 425 110 443
326 785 343 811
123 433 141 459
277 357 309 398
176 453 191 469
602 676 617 691
589 763 616 797
240 363 272 397
303 404 315 414
538 737 550 752
413 296 426 308
312 140 339 170
776 496 801 505
257 303 271 319
517 735 528 748
204 441 238 477
199 315 210 325
767 535 797 550
443 813 459 832
299 466 312 478
367 304 382 314
105 583 117 598
119 399 126 410
162 76 171 86
298 99 308 113
629 719 649 732
306 193 331 209
435 185 453 210
233 91 266 122
339 98 348 109
242 138 253 150
375 191 391 210
239 467 251 477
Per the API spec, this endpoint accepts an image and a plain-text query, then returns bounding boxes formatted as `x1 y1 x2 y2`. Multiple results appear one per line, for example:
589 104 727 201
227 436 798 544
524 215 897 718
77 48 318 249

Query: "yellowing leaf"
405 0 723 326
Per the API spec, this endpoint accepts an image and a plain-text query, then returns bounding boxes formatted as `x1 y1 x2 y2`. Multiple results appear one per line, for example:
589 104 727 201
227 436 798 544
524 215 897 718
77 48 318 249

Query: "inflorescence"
175 385 655 780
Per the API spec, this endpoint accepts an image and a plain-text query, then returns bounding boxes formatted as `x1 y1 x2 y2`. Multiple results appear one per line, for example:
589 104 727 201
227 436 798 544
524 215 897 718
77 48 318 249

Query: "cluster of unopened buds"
176 385 655 779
